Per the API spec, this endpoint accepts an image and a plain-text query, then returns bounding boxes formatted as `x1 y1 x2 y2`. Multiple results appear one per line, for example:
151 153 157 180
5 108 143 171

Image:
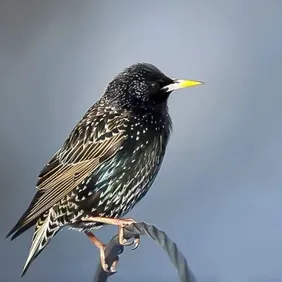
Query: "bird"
6 62 203 275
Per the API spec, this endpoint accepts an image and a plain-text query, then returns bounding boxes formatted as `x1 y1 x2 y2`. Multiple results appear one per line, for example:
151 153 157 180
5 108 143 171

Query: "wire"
93 222 197 282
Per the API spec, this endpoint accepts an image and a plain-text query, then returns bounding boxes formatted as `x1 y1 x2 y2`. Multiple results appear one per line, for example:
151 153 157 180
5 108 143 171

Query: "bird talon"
132 236 140 250
110 259 118 273
121 238 129 245
101 261 110 272
120 238 134 246
119 235 140 250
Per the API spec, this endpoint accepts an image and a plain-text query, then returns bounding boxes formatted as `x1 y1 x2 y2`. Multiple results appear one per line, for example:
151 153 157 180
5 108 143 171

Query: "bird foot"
118 219 140 250
99 246 118 273
85 231 118 273
119 233 140 250
84 217 141 251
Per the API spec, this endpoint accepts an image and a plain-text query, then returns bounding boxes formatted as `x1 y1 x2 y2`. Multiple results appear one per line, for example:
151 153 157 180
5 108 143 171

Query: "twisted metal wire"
93 222 196 282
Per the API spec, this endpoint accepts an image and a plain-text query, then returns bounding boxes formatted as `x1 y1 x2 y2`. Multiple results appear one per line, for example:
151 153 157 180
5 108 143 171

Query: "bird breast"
90 118 170 218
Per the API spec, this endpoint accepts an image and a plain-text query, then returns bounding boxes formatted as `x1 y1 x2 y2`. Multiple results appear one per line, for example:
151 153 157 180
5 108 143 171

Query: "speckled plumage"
7 63 175 275
7 63 203 275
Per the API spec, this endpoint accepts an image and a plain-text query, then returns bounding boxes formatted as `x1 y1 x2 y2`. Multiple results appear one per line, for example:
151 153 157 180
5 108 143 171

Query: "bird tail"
21 209 60 277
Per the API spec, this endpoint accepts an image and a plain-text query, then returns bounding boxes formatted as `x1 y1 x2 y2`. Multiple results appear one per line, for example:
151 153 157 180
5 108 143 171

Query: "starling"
6 63 203 275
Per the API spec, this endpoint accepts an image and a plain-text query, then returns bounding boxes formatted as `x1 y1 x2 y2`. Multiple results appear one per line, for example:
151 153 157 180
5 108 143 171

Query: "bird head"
104 63 203 111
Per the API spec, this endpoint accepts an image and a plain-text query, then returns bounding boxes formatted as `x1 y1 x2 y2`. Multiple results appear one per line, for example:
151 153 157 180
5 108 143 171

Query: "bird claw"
131 236 140 250
99 245 118 273
118 220 140 251
110 259 118 273
101 261 110 273
119 235 140 250
101 258 118 273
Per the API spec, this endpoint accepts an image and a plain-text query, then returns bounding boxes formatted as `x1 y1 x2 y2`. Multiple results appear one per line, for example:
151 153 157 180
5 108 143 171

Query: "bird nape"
6 62 204 275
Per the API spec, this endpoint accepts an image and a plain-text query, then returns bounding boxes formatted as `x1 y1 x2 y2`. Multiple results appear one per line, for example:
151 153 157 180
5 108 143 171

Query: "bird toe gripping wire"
93 222 197 282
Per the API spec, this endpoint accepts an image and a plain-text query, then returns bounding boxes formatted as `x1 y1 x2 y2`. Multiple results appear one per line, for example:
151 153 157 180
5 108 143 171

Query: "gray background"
0 1 282 282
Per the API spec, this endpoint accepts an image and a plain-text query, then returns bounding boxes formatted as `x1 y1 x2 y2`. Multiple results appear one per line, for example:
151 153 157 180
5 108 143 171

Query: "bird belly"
53 134 166 232
89 141 165 218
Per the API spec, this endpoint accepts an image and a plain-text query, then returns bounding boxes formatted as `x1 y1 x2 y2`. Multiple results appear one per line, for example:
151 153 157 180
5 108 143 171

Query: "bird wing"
13 106 129 231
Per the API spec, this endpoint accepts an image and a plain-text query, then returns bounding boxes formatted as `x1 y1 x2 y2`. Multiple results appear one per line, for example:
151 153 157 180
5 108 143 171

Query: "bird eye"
150 82 159 93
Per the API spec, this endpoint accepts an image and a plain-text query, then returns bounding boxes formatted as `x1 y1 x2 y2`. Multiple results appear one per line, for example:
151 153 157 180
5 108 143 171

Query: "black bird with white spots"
7 62 203 275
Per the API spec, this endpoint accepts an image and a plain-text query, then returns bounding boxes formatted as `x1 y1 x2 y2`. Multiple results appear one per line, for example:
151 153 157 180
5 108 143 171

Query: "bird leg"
83 217 140 250
85 231 118 273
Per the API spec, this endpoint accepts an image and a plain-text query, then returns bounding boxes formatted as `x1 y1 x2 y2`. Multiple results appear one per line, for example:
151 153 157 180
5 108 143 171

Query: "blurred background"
0 1 282 282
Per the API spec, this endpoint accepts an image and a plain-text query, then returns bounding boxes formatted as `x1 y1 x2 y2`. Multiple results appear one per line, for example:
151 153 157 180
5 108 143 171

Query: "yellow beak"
162 79 204 92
